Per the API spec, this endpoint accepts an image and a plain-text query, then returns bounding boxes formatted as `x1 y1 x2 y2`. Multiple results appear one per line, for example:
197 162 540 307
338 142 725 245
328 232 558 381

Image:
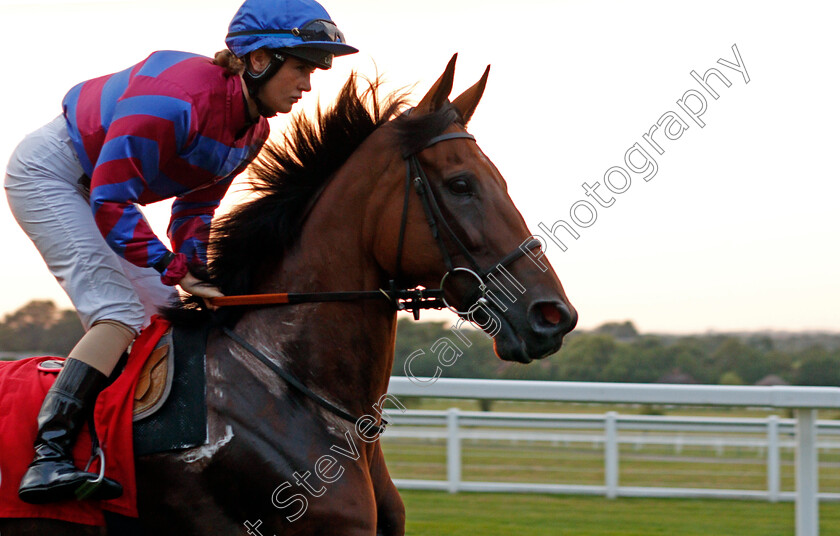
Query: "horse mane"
165 72 464 326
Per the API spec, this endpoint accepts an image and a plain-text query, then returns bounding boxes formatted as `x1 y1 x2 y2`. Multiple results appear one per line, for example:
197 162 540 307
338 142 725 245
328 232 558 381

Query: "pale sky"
0 0 837 334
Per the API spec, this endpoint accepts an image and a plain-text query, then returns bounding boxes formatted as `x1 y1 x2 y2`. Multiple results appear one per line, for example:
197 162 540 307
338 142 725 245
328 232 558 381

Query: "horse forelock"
392 102 465 157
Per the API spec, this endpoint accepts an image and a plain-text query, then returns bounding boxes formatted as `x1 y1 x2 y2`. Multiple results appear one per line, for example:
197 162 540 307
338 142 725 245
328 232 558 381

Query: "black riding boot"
18 358 123 504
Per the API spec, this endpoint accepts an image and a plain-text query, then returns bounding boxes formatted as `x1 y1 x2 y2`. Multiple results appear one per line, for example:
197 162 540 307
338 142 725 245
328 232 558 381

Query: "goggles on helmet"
292 19 346 44
227 18 347 46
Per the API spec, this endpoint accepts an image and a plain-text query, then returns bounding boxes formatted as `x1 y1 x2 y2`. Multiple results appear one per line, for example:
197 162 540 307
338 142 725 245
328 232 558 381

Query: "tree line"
393 319 840 387
0 300 84 357
2 301 839 388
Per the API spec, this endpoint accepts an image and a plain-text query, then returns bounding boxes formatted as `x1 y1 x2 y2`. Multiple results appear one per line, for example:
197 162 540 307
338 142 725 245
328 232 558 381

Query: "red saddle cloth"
0 316 171 525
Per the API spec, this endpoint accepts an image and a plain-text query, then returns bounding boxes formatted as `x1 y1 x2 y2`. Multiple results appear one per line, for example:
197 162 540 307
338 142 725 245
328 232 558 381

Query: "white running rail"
386 378 840 536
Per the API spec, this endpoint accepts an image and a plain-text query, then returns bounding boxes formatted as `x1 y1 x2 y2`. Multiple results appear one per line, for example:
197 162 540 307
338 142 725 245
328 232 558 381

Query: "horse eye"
447 177 472 195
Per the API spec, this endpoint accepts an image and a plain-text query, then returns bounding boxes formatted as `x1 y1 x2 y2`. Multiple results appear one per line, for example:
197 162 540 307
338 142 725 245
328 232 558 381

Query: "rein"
216 114 537 435
210 288 443 311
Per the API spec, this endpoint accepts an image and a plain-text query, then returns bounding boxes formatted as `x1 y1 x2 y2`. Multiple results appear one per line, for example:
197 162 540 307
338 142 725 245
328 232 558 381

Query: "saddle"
131 319 208 456
36 318 207 455
132 326 174 420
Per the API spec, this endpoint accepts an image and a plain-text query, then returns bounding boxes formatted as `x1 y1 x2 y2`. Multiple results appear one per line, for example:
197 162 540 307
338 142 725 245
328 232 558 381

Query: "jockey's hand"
178 272 224 311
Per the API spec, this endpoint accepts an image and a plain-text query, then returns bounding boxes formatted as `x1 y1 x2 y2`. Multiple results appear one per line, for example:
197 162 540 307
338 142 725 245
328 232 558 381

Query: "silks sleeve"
168 175 235 268
89 85 195 285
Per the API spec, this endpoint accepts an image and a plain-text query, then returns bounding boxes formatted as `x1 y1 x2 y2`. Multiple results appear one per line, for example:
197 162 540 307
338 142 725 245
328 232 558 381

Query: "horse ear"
452 65 490 125
415 53 458 114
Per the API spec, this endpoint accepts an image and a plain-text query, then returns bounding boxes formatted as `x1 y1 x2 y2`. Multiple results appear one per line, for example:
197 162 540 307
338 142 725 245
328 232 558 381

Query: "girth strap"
223 327 386 436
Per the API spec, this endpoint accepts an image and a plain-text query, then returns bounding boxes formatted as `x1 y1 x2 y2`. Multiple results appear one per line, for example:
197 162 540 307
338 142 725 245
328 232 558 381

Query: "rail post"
795 409 819 536
447 407 461 493
605 411 619 499
767 415 780 503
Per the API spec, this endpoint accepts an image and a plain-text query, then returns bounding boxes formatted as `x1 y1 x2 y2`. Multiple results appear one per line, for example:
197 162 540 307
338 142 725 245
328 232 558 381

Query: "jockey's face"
243 50 315 118
259 56 315 116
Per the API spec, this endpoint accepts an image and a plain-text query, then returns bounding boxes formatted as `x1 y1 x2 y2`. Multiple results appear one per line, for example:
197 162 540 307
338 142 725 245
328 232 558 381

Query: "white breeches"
4 115 176 332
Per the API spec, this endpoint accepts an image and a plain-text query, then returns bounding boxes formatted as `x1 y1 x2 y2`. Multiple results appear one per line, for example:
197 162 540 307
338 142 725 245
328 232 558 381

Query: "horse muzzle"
469 296 577 364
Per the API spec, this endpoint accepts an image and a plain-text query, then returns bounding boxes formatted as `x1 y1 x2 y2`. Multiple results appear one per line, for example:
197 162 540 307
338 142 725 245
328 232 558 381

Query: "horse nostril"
530 301 571 332
539 302 563 326
530 301 578 336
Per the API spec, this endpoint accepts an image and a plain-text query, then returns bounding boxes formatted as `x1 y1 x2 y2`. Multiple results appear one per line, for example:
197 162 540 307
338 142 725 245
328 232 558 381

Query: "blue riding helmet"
226 0 357 70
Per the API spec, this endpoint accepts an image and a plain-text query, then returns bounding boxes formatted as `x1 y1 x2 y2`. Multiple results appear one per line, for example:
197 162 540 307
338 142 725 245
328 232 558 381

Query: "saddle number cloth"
0 317 171 525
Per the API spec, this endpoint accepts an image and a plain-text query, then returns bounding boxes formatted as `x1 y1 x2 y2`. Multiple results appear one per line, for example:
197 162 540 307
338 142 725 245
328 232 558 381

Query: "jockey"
5 0 356 504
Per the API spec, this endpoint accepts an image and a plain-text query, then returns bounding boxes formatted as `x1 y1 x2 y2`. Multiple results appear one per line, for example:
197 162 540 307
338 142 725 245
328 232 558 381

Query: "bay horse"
0 55 576 535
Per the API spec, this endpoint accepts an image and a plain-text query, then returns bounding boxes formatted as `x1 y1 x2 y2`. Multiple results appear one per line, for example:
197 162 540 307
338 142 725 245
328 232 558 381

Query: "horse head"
363 54 578 363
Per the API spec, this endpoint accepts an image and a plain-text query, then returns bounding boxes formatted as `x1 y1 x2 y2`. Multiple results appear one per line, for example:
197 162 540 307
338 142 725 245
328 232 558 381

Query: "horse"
0 54 577 535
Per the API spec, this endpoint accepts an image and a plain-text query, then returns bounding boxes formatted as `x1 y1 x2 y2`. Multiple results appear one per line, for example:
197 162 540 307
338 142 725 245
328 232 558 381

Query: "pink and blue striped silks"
62 50 269 284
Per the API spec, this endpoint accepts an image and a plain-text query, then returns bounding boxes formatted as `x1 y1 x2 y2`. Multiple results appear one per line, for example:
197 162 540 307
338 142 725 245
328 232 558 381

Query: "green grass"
401 491 840 535
386 403 840 533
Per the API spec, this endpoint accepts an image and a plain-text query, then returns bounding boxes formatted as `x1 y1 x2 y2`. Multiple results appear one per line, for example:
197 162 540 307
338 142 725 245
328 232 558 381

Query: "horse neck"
235 135 400 414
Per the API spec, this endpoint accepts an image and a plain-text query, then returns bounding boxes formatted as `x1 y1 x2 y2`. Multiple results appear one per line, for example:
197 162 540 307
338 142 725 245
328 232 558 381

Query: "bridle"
220 110 540 433
393 128 539 317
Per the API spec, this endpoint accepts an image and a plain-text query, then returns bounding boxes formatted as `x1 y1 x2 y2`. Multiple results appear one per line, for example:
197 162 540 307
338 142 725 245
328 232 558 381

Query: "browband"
423 132 476 149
